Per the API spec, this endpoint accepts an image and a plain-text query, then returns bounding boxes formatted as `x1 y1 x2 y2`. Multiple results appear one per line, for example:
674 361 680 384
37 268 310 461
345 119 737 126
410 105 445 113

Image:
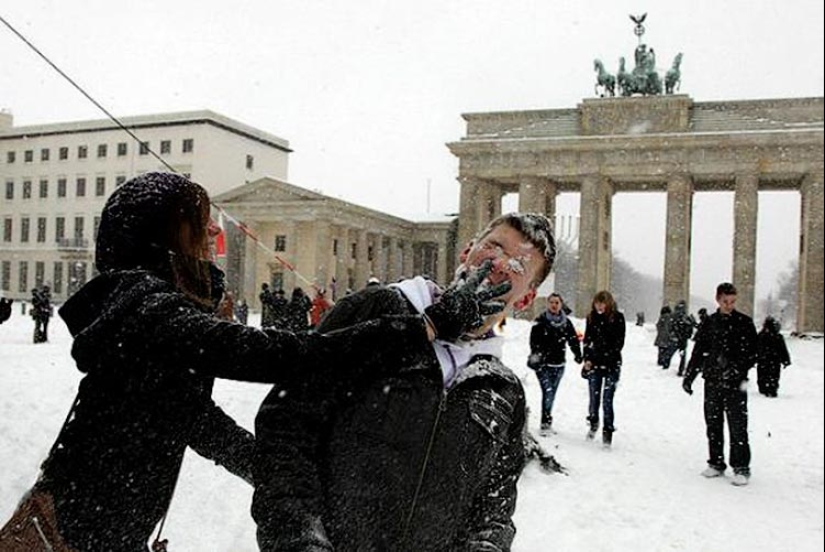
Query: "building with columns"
449 95 824 332
0 109 291 301
213 177 455 307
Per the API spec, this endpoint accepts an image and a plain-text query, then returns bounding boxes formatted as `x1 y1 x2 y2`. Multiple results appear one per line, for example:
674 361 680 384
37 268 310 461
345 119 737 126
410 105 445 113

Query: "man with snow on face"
253 212 556 552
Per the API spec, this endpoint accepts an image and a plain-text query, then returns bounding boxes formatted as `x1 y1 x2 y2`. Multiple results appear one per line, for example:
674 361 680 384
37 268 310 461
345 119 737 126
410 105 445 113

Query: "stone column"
664 174 694 306
477 180 494 230
402 241 414 279
576 175 613 316
354 229 370 290
437 238 449 286
314 221 331 290
733 173 759 317
243 221 261 309
375 234 387 282
518 176 547 215
457 177 480 251
281 221 298 292
798 172 824 333
387 236 399 282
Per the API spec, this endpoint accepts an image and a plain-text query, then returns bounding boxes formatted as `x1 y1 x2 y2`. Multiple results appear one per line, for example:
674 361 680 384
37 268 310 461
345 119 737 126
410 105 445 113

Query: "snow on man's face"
461 224 543 311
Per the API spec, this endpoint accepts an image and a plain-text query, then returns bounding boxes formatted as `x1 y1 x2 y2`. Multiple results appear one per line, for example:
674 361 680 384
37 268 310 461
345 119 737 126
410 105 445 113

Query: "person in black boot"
528 293 582 436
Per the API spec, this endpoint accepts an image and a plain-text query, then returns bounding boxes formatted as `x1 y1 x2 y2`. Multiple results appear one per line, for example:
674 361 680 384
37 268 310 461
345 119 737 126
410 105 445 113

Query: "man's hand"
424 260 511 341
682 378 693 395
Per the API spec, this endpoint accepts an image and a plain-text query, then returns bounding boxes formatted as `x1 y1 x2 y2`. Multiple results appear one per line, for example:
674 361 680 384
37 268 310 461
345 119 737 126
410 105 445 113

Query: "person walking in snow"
253 212 556 552
31 284 53 343
581 290 626 447
683 282 758 486
0 172 444 552
528 292 582 435
756 316 791 397
654 305 674 368
670 300 695 376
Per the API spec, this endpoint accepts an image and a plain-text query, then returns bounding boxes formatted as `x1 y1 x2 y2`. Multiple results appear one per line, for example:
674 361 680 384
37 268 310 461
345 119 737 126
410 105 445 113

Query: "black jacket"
757 328 791 369
684 309 757 388
40 271 428 552
253 285 526 552
528 313 582 368
583 310 626 370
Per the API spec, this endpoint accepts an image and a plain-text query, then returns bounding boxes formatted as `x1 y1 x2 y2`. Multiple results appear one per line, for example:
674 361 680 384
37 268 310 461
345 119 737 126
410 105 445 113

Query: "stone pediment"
214 177 325 205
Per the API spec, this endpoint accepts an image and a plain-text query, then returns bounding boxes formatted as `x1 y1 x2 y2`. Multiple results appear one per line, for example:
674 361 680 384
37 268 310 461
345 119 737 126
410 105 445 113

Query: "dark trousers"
657 345 676 368
587 368 620 431
535 364 565 421
704 381 751 474
34 317 49 343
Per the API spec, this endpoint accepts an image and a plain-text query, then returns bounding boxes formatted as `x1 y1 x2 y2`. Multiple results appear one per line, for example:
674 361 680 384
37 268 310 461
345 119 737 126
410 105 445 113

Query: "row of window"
2 215 100 244
4 175 128 201
4 138 194 164
1 259 91 294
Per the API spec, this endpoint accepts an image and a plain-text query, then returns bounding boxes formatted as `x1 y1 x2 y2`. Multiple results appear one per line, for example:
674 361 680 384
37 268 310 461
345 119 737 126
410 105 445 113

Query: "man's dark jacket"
684 309 757 388
528 313 582 368
253 285 527 552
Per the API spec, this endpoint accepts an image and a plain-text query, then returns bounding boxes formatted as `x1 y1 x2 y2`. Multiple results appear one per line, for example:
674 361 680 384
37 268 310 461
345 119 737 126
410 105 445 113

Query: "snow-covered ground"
1 309 823 552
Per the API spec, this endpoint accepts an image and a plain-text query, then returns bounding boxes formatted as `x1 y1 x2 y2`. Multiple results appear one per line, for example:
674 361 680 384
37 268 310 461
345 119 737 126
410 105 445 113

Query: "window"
55 217 65 241
59 146 69 160
41 148 50 161
24 150 33 162
22 180 32 199
116 142 127 156
74 217 85 240
351 243 357 259
76 178 86 197
78 145 88 159
37 218 47 243
116 175 126 187
4 180 12 200
93 216 101 240
274 235 287 252
20 217 30 243
53 262 63 294
2 218 11 242
95 176 106 196
333 239 339 256
6 151 15 164
57 178 67 198
35 262 45 288
1 261 10 291
70 262 88 290
160 140 171 154
96 144 107 158
139 141 150 155
182 138 194 153
18 262 28 293
246 154 254 170
39 179 48 199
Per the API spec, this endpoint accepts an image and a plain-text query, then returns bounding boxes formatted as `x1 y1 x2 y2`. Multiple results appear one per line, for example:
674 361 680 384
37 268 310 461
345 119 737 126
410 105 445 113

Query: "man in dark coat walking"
683 282 758 486
253 212 556 552
31 284 53 343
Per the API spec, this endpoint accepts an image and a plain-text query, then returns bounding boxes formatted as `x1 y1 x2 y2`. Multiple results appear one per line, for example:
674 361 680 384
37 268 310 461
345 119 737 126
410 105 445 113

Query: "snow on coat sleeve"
188 396 255 485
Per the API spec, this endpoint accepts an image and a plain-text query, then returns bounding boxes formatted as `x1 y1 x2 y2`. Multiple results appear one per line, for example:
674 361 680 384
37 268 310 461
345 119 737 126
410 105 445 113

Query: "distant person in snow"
683 282 757 487
253 212 556 552
654 305 674 369
0 172 445 552
670 300 696 376
0 297 12 325
581 290 626 448
756 316 791 397
31 284 53 343
528 292 582 435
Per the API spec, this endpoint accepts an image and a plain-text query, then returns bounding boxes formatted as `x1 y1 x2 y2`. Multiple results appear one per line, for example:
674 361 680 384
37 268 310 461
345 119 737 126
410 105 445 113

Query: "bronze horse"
593 59 616 97
665 52 683 94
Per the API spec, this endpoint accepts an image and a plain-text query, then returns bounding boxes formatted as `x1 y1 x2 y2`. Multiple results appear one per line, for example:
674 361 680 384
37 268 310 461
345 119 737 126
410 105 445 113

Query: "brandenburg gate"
448 95 824 333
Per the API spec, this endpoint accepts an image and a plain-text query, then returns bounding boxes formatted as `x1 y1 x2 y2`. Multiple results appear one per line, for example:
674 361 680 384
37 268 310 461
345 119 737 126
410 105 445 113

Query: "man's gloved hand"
574 355 583 364
424 260 511 341
682 377 693 395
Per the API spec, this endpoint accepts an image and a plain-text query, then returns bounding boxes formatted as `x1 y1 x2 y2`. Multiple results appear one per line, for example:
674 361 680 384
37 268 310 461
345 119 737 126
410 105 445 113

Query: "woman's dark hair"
589 290 617 322
95 172 213 304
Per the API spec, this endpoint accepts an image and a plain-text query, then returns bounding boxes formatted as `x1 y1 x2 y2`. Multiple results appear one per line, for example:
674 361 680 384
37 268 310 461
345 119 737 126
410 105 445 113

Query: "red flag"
214 213 226 258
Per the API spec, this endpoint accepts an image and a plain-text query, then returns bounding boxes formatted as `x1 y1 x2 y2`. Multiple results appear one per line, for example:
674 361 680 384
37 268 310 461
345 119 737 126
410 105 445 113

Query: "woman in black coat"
0 172 447 552
581 290 626 447
528 293 582 434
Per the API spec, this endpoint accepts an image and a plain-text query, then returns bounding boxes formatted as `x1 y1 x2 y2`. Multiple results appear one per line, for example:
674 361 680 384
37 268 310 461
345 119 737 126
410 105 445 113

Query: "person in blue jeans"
581 290 626 447
528 293 582 435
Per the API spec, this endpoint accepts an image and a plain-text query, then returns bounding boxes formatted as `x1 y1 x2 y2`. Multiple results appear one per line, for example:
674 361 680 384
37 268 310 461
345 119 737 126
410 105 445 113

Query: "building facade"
0 110 291 301
449 95 824 332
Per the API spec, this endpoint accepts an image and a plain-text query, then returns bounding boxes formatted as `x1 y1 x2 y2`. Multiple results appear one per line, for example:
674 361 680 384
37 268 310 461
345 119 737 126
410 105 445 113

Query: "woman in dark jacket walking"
528 293 582 434
654 305 674 368
0 172 455 552
756 316 791 397
581 290 626 447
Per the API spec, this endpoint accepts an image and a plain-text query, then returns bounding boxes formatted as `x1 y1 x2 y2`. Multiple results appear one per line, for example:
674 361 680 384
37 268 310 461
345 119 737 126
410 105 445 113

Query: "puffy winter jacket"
583 310 626 370
684 309 757 388
528 312 582 368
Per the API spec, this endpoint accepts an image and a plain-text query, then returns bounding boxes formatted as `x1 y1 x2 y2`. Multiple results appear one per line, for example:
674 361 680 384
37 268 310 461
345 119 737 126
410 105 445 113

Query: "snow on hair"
476 212 556 283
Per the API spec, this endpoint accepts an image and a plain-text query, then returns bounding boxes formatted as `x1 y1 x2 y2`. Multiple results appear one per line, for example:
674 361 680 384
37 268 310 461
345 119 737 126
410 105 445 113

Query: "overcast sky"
2 0 823 305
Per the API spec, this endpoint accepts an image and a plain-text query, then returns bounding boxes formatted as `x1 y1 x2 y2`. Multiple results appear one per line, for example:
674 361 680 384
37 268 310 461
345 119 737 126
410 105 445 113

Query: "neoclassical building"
214 178 455 307
449 95 824 332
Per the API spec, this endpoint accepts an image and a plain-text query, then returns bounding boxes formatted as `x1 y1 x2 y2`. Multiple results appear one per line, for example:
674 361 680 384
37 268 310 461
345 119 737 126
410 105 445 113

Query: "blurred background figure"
756 316 792 397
